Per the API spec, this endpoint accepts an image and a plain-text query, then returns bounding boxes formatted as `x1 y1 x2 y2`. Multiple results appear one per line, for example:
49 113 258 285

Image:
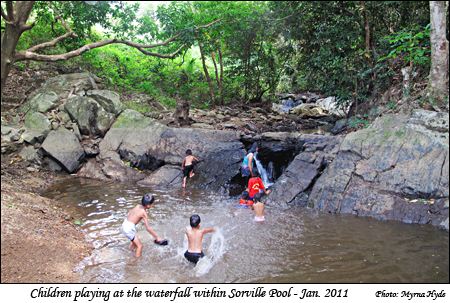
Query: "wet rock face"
308 112 449 230
84 109 245 190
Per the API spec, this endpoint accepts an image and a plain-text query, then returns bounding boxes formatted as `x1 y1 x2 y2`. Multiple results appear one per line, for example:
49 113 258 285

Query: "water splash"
255 156 273 189
195 228 225 277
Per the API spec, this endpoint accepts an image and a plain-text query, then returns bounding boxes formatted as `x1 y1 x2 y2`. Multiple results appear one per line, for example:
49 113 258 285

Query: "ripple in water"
43 177 449 283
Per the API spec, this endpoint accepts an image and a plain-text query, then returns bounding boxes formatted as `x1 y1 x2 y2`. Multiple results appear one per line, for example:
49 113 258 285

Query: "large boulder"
20 91 59 114
316 97 350 118
308 111 449 230
21 112 51 144
64 96 115 137
41 128 85 173
86 89 124 115
87 109 244 190
264 134 342 207
137 165 182 187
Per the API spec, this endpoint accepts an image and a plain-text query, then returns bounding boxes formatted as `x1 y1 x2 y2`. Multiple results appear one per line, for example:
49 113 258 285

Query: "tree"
0 1 219 95
428 1 449 107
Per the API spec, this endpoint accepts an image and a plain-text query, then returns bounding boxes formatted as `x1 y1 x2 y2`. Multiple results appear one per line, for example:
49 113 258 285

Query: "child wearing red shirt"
240 170 271 221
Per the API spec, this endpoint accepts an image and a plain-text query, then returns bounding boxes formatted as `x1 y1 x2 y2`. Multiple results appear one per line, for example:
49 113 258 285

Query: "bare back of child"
182 149 200 188
184 214 215 264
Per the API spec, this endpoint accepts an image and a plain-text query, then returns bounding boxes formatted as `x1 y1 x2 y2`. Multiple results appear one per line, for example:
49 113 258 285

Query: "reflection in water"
44 177 449 283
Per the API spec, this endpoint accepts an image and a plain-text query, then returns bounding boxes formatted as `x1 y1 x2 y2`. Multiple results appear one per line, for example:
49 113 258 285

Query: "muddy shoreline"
1 158 93 283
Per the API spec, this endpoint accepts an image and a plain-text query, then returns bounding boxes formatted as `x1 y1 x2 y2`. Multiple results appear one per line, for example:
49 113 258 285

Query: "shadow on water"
44 177 449 283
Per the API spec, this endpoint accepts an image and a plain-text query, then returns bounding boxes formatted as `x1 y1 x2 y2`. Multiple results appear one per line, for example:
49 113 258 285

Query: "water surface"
44 177 449 283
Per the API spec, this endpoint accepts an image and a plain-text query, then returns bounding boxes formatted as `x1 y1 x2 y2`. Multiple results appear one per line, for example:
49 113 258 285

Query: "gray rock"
316 97 350 118
308 113 449 230
64 96 115 137
86 89 124 114
22 112 51 144
96 109 244 190
43 156 63 172
19 146 41 164
41 128 85 173
21 91 58 114
331 119 348 135
137 165 182 187
1 126 13 135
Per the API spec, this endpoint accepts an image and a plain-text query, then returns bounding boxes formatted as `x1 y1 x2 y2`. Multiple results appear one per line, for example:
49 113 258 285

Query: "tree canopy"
1 1 448 111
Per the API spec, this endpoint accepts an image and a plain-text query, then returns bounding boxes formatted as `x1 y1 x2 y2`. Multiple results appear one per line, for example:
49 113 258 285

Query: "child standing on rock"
182 149 199 188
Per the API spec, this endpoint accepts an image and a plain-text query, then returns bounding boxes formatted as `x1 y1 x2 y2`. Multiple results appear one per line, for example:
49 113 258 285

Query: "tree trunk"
428 1 449 106
1 1 35 94
197 37 215 105
1 25 22 93
218 47 224 105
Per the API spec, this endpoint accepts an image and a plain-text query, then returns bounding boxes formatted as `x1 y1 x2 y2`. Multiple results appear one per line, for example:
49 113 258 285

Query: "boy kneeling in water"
121 193 168 257
184 214 215 264
241 170 271 221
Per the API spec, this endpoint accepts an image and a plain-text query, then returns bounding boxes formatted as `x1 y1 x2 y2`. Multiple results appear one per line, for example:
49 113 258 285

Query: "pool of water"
43 177 449 283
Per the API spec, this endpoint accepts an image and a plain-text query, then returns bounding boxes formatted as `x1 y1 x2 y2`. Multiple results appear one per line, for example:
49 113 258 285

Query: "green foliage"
378 24 431 67
5 1 434 113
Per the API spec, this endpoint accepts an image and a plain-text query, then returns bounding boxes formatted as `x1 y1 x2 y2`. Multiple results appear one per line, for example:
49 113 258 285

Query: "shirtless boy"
182 149 199 188
121 193 168 257
184 214 215 264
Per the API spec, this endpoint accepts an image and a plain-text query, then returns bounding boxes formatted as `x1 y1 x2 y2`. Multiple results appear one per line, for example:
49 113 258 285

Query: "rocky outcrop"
79 109 245 191
64 96 115 137
263 134 342 207
307 111 449 230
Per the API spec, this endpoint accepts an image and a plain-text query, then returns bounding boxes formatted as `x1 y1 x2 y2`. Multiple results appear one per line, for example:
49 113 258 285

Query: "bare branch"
195 18 221 30
15 40 185 62
15 39 118 62
27 31 76 52
124 33 181 49
27 16 77 52
136 44 185 59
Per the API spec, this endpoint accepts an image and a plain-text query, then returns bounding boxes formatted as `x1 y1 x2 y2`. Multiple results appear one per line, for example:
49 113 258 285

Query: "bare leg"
253 202 265 218
132 237 143 257
182 177 187 188
129 241 136 251
189 171 195 178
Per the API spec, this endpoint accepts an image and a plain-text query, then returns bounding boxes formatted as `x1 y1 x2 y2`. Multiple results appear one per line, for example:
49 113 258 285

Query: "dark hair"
248 142 258 154
252 170 260 178
142 193 155 206
186 149 192 155
190 214 201 228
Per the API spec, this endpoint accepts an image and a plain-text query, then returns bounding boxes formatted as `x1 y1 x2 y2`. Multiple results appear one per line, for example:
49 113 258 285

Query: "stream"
44 177 449 283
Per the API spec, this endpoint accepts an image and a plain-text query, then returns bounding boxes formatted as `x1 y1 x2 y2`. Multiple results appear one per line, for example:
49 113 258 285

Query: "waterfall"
254 155 273 189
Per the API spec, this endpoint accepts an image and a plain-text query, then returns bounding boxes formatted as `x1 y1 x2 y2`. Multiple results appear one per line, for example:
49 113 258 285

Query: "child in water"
121 193 168 257
241 170 271 221
184 214 215 264
182 149 200 188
